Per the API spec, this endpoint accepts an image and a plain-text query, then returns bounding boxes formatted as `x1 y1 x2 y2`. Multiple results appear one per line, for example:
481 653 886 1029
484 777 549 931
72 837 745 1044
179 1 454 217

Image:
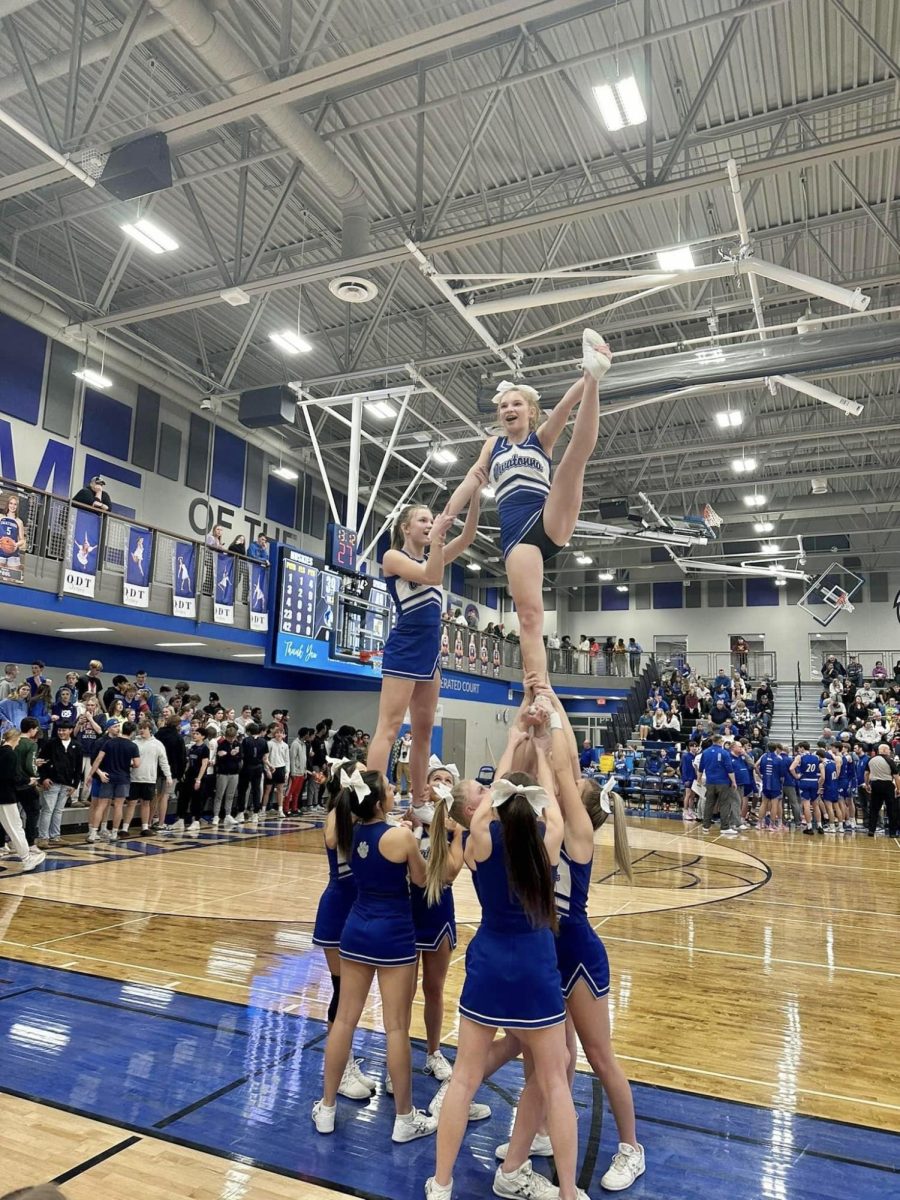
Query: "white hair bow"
490 777 548 817
599 776 615 815
325 755 346 775
428 754 459 779
432 781 455 811
340 768 370 804
494 379 541 402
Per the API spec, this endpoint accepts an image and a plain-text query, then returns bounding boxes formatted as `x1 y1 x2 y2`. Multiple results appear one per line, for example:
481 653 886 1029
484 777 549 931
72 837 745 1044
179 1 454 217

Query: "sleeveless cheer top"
489 432 552 558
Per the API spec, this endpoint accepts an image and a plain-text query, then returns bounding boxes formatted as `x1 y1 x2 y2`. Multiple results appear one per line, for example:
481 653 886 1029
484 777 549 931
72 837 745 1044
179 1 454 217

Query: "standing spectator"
72 475 112 511
864 744 900 837
213 723 242 826
85 721 141 842
731 635 749 669
155 715 186 829
26 660 48 697
395 731 412 796
73 698 106 804
28 682 52 733
627 638 642 675
264 724 290 815
547 632 561 673
173 726 211 834
0 664 18 701
286 726 308 815
603 636 616 673
613 638 628 677
589 638 602 676
76 659 104 700
50 686 78 736
14 717 43 852
578 636 591 672
0 684 30 735
103 675 128 712
579 739 598 769
0 729 44 871
249 533 270 562
206 525 227 550
36 720 81 846
235 723 270 827
128 722 172 836
846 657 864 685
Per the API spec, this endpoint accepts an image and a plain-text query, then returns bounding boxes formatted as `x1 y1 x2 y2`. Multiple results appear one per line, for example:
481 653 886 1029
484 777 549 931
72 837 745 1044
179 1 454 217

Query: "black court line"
34 987 258 1037
153 1028 329 1129
577 1076 605 1192
52 1136 141 1184
0 986 41 1004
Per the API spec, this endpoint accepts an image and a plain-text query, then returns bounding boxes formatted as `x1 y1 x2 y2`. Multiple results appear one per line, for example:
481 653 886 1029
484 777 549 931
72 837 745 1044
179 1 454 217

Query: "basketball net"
701 503 723 528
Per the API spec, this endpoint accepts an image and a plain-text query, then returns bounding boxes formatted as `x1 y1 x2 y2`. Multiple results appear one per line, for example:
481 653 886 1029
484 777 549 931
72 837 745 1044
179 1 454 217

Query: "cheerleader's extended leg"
421 937 452 1056
409 675 441 804
543 369 600 549
505 543 549 684
367 677 417 780
432 1017 498 1189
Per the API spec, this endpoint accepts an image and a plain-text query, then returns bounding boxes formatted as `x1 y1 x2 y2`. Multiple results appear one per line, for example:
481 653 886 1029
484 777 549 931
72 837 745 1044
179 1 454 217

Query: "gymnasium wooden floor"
0 816 897 1199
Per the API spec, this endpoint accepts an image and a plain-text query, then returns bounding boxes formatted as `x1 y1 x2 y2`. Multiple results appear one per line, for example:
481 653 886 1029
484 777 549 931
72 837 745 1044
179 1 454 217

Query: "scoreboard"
274 545 390 678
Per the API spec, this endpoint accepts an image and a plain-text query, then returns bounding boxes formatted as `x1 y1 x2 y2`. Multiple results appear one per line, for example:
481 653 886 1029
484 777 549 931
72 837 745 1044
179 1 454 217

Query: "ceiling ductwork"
145 0 374 299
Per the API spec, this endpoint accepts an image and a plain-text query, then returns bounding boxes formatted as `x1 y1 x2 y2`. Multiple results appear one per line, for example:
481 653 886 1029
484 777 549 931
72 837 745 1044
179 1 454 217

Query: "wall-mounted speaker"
238 384 295 428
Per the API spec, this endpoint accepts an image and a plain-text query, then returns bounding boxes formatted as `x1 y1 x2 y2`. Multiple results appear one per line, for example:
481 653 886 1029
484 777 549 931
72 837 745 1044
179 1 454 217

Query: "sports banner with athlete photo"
249 562 269 631
0 489 27 584
124 526 152 609
213 550 235 625
65 508 102 598
172 540 196 619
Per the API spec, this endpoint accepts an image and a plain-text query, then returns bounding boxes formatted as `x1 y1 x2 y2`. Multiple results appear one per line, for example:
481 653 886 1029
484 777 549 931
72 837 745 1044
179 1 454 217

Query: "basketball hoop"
822 586 854 614
700 503 723 529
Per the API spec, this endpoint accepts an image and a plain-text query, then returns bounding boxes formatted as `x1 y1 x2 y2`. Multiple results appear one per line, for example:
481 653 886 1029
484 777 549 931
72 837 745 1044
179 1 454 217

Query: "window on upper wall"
569 589 583 613
707 580 724 607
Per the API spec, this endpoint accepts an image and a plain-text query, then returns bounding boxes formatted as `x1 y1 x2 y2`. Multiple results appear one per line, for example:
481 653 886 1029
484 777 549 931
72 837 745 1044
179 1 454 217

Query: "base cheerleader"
312 767 436 1143
440 330 611 684
367 492 482 805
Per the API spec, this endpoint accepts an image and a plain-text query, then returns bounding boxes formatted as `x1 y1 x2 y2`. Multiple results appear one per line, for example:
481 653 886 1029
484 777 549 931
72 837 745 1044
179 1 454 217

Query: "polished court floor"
0 816 897 1198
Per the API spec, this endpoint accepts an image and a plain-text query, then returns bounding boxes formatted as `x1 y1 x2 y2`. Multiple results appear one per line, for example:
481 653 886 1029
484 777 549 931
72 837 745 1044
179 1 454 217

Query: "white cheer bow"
490 777 548 817
599 776 615 815
325 755 347 775
340 768 370 804
431 781 455 811
428 754 459 780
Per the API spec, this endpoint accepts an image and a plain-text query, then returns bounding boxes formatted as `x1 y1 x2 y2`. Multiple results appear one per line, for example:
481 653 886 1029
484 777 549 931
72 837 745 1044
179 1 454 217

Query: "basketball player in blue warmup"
820 748 841 833
313 766 436 1143
680 740 700 820
840 743 857 831
440 330 611 684
757 743 785 831
367 495 481 807
790 742 825 835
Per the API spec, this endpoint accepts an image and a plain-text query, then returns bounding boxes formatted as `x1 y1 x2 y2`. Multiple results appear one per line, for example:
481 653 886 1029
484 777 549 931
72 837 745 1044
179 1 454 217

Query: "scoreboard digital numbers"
280 553 318 638
327 522 358 573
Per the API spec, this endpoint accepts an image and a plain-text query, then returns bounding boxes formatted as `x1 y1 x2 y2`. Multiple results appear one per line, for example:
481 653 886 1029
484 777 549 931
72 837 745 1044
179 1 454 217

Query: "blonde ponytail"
425 793 468 905
610 790 633 883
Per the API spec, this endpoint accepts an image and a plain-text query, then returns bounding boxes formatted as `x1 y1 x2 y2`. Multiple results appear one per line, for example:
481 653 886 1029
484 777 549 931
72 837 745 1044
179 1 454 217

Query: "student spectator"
155 715 186 826
73 698 106 804
76 660 104 701
0 664 18 701
173 727 211 834
286 726 308 815
234 723 270 826
249 534 270 562
15 717 43 852
206 525 227 550
85 721 141 842
627 638 642 675
103 675 128 712
228 534 247 554
0 729 45 871
0 683 30 735
36 720 81 847
72 475 112 511
50 686 78 735
128 722 172 836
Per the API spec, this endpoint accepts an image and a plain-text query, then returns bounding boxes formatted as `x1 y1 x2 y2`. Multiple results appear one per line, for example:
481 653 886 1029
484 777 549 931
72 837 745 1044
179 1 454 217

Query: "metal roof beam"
828 0 900 80
76 0 149 144
3 16 58 148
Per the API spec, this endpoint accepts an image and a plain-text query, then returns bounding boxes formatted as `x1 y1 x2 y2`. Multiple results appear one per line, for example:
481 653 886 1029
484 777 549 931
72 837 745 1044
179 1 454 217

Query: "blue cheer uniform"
382 550 442 681
459 821 565 1029
555 847 610 999
410 828 457 952
489 432 561 562
312 841 357 948
339 822 417 967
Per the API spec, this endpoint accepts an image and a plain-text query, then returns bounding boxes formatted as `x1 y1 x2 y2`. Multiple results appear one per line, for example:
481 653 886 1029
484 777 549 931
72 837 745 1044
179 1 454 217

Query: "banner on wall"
0 489 27 584
249 562 269 631
213 550 235 625
123 526 152 608
65 508 102 598
172 540 196 618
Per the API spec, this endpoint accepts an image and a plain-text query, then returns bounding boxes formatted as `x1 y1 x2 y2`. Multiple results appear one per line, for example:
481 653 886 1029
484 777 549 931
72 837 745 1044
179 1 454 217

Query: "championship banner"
124 526 152 609
0 490 26 584
65 509 102 598
249 562 269 631
213 550 235 625
172 540 196 618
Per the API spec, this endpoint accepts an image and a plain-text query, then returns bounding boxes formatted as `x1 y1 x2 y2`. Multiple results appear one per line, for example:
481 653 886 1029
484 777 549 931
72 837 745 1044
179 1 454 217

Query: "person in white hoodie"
129 721 172 836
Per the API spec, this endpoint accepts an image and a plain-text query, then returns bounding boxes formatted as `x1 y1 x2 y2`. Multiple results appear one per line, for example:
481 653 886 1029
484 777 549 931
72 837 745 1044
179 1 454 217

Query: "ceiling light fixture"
576 554 593 565
73 367 112 389
616 584 629 593
431 447 458 464
754 521 775 534
269 329 313 355
657 246 695 271
598 571 614 581
592 76 647 131
774 578 787 587
120 217 179 254
760 542 781 553
467 562 482 572
271 464 299 481
220 287 251 306
743 493 767 508
369 399 397 419
232 652 267 658
731 456 758 473
154 641 207 647
55 626 114 633
715 409 743 428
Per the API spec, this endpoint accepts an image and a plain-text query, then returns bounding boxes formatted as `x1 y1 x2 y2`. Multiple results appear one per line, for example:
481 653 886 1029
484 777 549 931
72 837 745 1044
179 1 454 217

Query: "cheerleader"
312 767 436 1143
367 491 482 806
426 733 580 1200
500 691 644 1193
310 762 377 1102
440 330 611 684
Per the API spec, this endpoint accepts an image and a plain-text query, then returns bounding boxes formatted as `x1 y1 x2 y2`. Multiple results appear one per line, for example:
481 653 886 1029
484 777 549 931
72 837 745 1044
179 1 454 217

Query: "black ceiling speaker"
99 132 173 200
239 384 295 428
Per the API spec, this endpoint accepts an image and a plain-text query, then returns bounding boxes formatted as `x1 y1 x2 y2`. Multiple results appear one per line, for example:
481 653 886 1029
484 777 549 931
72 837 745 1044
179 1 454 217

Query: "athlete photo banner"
0 490 27 585
249 562 269 632
213 550 235 625
65 508 102 598
172 540 196 619
124 526 152 609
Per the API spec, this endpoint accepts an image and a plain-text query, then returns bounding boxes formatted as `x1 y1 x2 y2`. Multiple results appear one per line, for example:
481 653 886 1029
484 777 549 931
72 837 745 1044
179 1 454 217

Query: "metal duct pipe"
146 0 369 259
479 320 900 408
0 15 171 103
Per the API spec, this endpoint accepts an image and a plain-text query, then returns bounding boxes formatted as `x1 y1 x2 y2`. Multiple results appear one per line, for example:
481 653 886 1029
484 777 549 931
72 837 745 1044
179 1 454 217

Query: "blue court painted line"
0 957 896 1199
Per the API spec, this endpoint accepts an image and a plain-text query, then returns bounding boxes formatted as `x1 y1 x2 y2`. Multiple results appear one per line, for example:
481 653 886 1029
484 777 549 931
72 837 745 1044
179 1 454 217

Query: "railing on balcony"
0 476 266 631
816 652 900 683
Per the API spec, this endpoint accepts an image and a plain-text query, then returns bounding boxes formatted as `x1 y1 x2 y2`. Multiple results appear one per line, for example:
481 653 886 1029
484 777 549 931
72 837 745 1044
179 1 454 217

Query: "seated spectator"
638 706 654 741
579 739 599 770
822 654 846 682
711 698 731 727
846 657 864 685
825 696 848 730
651 709 670 740
872 661 888 682
857 719 884 747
